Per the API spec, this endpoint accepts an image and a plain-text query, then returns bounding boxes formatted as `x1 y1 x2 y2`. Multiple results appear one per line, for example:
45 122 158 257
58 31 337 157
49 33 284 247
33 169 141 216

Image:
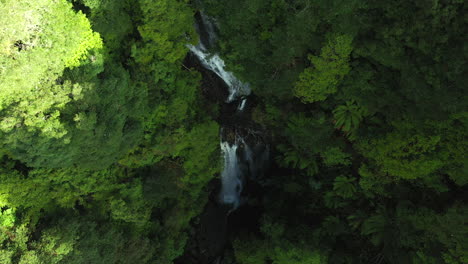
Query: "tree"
0 165 122 216
320 147 351 166
332 100 366 140
234 217 327 264
135 0 196 65
333 176 357 199
398 204 468 264
294 34 353 103
357 121 445 180
0 0 145 169
0 0 102 138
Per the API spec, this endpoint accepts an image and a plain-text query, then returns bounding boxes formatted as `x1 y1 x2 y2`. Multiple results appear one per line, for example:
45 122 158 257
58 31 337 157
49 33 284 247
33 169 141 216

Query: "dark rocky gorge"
175 13 270 264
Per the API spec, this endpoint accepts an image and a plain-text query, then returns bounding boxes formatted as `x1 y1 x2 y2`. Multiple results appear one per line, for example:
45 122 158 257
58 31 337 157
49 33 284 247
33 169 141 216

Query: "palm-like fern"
361 213 388 246
347 210 367 231
276 145 318 176
333 100 366 139
333 175 357 198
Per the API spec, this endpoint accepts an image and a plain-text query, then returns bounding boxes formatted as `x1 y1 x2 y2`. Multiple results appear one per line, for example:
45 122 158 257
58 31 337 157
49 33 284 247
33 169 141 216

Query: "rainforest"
0 0 466 264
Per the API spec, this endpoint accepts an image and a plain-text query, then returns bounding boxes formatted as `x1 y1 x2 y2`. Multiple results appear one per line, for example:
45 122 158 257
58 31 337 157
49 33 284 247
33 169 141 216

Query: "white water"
187 13 250 103
237 98 247 111
188 45 250 102
218 137 258 209
219 141 242 208
190 13 265 210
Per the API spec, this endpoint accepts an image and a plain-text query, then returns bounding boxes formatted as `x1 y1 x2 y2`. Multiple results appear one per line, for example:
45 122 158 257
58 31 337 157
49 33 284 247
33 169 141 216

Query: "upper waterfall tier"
188 13 250 103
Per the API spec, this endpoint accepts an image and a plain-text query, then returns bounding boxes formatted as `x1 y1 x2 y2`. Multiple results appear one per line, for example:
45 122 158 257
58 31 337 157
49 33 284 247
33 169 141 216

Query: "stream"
187 13 267 210
176 12 269 264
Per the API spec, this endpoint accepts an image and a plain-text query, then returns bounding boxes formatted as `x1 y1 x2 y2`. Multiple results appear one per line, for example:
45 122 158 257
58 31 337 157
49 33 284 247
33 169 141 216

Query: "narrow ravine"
188 13 266 210
176 12 270 264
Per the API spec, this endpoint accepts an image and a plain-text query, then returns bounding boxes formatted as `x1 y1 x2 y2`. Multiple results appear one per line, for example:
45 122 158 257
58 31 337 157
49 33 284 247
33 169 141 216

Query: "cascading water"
187 13 250 103
219 141 242 208
176 11 270 264
188 46 249 102
188 12 266 210
237 99 247 111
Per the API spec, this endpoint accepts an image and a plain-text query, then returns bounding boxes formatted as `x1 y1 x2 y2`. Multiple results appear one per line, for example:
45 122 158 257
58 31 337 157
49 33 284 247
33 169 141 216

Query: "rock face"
183 52 229 105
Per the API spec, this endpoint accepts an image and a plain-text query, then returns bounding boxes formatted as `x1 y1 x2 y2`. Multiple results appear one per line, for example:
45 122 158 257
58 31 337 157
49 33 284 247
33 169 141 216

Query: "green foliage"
324 191 347 209
357 121 445 180
361 212 388 246
333 176 357 199
272 243 325 264
0 210 36 263
0 0 466 263
0 165 123 213
276 144 318 176
320 147 351 166
55 217 155 264
294 35 353 103
0 0 220 262
204 1 466 263
332 100 367 140
0 214 156 264
175 121 220 188
135 0 196 64
233 237 269 264
234 218 327 264
400 204 468 263
431 112 468 186
0 209 15 228
79 0 133 52
0 0 145 169
203 0 325 99
109 179 151 229
0 0 102 136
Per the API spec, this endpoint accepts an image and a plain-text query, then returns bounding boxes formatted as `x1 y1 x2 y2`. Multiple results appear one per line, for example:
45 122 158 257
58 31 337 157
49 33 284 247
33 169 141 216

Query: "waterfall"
237 98 247 111
189 12 267 210
219 141 242 208
187 13 250 103
187 46 250 102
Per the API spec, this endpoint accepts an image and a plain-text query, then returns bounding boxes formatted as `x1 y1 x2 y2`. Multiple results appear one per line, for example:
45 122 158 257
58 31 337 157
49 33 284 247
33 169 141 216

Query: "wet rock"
183 52 230 104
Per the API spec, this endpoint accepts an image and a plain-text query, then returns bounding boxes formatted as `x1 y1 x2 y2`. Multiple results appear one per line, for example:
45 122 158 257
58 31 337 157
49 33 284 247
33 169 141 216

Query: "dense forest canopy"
0 0 466 264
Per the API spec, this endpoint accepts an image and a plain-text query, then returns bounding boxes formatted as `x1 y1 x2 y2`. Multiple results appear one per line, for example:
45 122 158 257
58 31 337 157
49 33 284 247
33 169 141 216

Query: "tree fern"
333 176 357 199
347 210 367 231
333 100 366 139
361 213 387 246
276 145 318 176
